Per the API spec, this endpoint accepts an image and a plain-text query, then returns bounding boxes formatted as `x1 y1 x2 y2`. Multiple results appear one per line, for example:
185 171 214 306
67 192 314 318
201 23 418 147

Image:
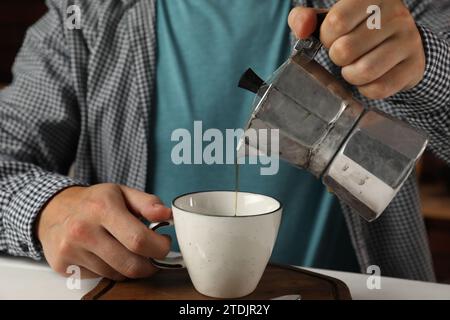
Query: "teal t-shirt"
152 0 358 271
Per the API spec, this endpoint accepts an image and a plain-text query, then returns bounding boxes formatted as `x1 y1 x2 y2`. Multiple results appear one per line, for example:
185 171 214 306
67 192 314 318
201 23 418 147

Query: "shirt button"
19 242 29 253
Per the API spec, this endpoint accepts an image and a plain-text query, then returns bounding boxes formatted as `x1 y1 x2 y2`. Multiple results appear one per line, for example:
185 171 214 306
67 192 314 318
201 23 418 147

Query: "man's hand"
288 1 426 100
36 184 172 281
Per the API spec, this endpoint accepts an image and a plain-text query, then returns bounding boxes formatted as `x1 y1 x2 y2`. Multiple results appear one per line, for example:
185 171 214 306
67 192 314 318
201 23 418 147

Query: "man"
0 0 448 282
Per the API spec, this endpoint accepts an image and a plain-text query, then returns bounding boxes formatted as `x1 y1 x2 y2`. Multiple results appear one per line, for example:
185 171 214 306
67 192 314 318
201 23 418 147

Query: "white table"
1 255 450 300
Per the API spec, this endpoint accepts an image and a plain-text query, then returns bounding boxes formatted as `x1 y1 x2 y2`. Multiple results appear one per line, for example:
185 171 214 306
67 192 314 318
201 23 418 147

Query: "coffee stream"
234 155 240 217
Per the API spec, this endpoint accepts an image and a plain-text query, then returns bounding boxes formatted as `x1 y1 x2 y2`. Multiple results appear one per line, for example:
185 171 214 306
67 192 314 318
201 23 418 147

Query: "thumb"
119 185 172 222
288 7 324 39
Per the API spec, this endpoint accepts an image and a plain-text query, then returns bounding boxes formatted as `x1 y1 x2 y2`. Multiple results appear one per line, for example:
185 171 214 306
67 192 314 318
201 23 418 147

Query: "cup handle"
149 219 185 269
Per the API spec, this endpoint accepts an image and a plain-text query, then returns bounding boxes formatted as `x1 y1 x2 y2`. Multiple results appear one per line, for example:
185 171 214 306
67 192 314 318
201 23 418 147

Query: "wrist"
389 24 450 114
35 186 87 243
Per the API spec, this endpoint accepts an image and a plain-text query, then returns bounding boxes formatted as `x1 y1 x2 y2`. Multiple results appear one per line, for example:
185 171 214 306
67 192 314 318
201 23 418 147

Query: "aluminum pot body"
238 49 428 221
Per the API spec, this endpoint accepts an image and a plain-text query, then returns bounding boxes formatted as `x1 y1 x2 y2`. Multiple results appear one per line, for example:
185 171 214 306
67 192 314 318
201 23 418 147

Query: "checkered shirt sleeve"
0 0 87 259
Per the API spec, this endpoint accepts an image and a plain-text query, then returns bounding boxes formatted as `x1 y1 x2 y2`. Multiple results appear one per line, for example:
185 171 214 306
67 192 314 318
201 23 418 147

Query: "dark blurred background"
0 0 47 84
1 0 450 283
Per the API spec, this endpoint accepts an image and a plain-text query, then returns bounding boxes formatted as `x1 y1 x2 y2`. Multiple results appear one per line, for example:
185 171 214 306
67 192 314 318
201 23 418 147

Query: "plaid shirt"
0 0 448 281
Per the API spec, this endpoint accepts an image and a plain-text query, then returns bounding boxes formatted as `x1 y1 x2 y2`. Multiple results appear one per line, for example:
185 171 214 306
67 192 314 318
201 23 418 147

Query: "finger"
59 241 126 281
119 185 172 222
329 18 396 66
288 7 318 39
78 251 126 281
321 0 381 48
78 266 101 279
54 257 100 279
100 202 171 258
90 229 159 279
99 190 171 258
341 35 410 86
357 59 414 100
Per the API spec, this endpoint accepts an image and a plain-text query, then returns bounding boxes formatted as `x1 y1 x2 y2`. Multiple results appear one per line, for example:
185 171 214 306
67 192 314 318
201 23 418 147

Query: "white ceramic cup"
150 191 282 299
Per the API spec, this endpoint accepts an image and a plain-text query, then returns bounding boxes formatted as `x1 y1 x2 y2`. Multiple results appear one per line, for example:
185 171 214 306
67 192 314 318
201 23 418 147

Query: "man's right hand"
36 184 172 281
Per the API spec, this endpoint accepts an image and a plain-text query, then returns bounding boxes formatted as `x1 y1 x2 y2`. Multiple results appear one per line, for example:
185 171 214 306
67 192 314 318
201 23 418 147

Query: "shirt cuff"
388 24 450 117
3 173 87 260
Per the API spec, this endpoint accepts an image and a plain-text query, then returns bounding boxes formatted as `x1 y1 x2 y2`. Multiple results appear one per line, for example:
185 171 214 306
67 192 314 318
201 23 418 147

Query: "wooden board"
83 264 351 300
